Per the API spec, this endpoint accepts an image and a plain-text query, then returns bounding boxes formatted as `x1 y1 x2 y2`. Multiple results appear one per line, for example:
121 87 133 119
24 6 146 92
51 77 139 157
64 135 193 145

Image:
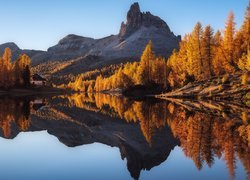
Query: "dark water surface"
0 94 249 180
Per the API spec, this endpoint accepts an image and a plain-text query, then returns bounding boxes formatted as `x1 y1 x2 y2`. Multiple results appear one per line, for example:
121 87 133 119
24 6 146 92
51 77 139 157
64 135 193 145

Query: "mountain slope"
0 42 44 61
0 2 180 76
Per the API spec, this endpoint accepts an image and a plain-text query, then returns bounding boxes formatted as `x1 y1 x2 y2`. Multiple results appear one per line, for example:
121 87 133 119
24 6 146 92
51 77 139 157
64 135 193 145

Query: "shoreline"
0 86 74 97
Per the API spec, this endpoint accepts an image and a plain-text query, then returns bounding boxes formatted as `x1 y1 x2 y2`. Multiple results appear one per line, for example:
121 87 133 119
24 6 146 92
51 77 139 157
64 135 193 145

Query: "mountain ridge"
0 2 180 76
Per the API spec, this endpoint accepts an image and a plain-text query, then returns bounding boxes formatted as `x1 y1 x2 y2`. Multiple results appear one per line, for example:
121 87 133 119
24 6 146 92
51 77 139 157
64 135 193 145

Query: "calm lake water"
0 93 249 180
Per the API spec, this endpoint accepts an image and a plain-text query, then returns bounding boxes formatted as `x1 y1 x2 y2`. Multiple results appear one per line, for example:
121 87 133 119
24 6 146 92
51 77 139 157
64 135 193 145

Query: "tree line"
0 48 31 88
65 7 249 92
66 41 168 92
167 9 249 87
94 41 168 92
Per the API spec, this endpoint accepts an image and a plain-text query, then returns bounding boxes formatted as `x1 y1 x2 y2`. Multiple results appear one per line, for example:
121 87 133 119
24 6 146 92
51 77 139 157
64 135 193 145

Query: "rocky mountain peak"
127 2 142 26
0 2 180 71
119 2 171 38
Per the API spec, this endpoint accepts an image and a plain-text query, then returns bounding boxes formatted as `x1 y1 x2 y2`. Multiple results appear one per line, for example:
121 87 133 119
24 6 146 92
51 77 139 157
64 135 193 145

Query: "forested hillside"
62 7 249 96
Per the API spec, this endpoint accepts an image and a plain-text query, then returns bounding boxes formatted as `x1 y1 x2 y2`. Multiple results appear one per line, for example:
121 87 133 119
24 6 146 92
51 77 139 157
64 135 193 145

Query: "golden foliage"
60 8 249 92
61 91 250 178
0 48 31 88
167 8 249 87
0 99 31 138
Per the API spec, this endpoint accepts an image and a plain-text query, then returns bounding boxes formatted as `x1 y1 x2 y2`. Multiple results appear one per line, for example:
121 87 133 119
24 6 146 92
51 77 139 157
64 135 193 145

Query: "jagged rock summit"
0 2 181 75
119 2 171 38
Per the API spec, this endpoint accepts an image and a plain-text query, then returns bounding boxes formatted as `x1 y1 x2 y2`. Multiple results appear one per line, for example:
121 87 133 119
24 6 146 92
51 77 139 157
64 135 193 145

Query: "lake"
0 93 249 180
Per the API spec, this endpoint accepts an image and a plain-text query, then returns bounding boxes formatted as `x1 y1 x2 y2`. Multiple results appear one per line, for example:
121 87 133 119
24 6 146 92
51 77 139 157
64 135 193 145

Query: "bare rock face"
119 3 142 38
39 2 180 72
119 2 171 38
48 34 95 53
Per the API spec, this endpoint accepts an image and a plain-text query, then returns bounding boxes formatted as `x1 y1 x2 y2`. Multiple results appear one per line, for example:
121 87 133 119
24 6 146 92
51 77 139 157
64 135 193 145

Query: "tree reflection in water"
0 98 31 138
0 94 249 179
61 93 250 179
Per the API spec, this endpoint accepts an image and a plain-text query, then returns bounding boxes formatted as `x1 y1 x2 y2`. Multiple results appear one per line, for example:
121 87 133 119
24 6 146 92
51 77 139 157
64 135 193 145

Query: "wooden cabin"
31 99 47 111
31 74 46 86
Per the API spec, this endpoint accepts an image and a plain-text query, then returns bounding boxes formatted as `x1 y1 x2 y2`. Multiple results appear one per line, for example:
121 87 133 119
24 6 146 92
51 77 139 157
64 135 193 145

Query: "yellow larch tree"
138 40 156 85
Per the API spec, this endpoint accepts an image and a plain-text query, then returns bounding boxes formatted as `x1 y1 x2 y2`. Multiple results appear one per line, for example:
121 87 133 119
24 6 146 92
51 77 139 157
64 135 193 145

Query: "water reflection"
0 98 31 138
0 94 249 179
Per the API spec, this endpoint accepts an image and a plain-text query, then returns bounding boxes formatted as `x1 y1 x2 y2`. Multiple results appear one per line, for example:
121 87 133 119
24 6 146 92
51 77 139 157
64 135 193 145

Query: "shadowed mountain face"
0 42 45 62
0 2 180 75
0 94 249 179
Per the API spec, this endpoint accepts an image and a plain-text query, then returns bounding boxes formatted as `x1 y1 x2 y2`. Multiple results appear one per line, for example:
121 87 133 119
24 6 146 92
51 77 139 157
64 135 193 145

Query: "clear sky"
0 0 248 50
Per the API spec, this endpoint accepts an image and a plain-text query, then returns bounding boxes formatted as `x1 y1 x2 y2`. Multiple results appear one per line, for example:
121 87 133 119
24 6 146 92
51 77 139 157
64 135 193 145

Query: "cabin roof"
32 74 46 81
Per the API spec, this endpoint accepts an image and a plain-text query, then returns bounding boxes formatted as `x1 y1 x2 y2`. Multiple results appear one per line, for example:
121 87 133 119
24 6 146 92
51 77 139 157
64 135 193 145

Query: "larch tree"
22 54 31 87
212 30 224 75
14 54 31 86
95 75 103 92
202 25 214 77
152 57 167 88
138 40 155 85
236 6 250 71
115 68 133 89
187 22 204 80
74 6 249 92
222 11 237 72
2 48 13 88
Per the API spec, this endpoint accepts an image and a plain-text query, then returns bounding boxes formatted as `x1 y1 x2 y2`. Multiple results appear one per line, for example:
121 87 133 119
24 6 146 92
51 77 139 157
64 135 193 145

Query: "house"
31 99 47 111
31 74 46 86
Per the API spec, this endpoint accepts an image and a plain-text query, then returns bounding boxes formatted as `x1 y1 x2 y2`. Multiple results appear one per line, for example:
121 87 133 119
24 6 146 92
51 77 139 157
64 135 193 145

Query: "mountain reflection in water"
0 94 249 180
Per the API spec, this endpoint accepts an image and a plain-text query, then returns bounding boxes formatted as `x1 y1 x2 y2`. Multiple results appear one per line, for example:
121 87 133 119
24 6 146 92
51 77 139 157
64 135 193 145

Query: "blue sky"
0 0 248 50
